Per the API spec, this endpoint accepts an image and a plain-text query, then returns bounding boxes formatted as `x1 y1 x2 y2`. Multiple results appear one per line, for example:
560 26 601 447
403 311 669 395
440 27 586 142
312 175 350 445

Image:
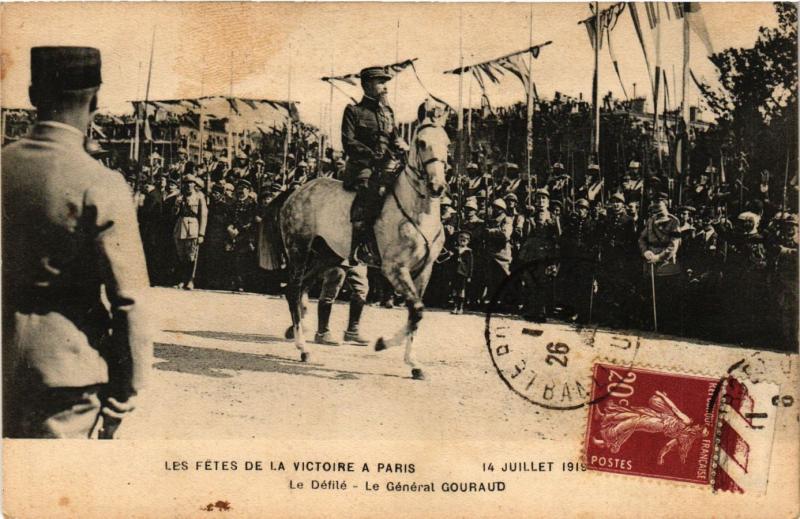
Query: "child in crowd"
451 230 474 314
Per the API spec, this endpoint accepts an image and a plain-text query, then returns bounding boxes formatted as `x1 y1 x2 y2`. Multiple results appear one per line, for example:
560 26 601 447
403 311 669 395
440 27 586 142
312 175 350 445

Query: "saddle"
348 165 403 267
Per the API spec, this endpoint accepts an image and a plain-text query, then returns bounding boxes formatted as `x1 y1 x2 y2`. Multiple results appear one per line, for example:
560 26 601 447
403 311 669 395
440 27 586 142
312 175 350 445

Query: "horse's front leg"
400 261 435 379
375 262 425 380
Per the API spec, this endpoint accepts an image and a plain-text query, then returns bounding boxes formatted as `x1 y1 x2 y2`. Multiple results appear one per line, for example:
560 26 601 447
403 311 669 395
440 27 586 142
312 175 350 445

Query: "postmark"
583 363 723 484
485 263 640 410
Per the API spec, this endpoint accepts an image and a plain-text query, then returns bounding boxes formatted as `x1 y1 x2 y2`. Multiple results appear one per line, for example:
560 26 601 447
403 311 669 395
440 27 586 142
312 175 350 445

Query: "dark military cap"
456 229 472 240
656 191 670 201
550 200 563 209
678 205 696 213
31 47 102 91
360 66 392 82
236 179 253 190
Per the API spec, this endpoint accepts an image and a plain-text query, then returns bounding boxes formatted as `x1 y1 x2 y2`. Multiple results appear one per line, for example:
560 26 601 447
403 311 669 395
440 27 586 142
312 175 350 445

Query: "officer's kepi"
31 46 102 92
360 66 393 83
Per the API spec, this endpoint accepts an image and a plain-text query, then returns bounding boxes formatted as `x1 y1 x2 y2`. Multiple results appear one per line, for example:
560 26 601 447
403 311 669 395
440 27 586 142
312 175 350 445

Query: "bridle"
404 123 447 199
389 122 447 278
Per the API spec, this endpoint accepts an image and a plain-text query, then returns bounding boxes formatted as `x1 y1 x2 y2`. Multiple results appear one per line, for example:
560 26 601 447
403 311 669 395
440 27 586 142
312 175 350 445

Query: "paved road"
123 287 583 441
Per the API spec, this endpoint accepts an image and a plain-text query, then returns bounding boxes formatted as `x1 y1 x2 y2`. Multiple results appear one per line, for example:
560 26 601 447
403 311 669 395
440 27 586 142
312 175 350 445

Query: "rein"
390 151 444 279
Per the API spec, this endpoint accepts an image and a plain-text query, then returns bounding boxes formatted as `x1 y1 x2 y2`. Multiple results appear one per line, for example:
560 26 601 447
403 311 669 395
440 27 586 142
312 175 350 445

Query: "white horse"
266 120 449 379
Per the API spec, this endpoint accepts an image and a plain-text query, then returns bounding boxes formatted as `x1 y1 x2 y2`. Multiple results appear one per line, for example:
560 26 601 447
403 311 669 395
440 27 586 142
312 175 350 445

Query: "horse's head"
409 121 450 199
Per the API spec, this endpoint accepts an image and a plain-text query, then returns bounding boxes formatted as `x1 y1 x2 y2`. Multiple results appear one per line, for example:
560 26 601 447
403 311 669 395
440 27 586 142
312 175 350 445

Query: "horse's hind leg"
286 264 309 362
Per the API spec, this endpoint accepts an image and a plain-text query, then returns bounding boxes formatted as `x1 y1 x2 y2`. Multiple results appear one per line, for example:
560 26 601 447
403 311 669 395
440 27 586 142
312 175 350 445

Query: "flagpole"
526 3 535 203
679 6 690 206
198 57 206 173
394 19 400 108
591 2 600 168
137 27 156 194
227 51 235 169
457 7 465 225
467 64 473 146
328 56 334 153
282 45 293 182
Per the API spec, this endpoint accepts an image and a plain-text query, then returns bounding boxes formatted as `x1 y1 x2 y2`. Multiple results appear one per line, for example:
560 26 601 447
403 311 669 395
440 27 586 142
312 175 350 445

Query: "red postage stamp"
584 363 723 485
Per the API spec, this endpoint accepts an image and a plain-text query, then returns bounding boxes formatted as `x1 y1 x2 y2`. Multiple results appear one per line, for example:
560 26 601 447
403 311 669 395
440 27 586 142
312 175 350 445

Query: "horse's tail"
259 189 294 271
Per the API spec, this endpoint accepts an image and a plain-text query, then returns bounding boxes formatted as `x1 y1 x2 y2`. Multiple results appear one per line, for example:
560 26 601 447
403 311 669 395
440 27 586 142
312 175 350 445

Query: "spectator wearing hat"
638 199 682 334
173 174 208 290
2 46 152 438
621 161 644 205
485 199 514 307
561 198 599 323
461 196 486 307
450 230 474 314
771 213 798 350
722 211 769 344
225 179 258 291
577 164 604 202
547 162 571 203
504 193 525 252
197 183 231 290
599 192 638 327
341 65 407 265
519 188 560 322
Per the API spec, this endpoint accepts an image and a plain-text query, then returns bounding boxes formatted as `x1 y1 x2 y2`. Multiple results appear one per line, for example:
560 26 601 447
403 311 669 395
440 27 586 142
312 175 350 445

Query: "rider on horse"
341 66 409 265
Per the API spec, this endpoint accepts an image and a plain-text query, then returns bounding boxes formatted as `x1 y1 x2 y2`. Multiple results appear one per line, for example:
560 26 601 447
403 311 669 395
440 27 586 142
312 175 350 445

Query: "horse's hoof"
300 352 309 363
375 337 387 352
411 368 425 380
285 326 294 340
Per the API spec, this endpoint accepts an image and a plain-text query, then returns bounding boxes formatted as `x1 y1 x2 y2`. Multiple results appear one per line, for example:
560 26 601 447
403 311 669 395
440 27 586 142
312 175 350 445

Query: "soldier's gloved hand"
643 250 656 263
101 396 138 420
395 136 410 152
383 158 400 174
198 236 205 244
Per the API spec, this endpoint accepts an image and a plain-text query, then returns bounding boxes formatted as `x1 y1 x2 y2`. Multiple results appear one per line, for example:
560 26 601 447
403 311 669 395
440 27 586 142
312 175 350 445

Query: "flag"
628 3 655 98
144 116 153 141
496 52 531 93
227 97 240 115
445 42 550 106
685 3 715 56
644 2 660 29
607 27 628 99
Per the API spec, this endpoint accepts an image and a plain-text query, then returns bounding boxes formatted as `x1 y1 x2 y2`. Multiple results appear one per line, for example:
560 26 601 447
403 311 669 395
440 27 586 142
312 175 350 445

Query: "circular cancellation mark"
484 260 640 411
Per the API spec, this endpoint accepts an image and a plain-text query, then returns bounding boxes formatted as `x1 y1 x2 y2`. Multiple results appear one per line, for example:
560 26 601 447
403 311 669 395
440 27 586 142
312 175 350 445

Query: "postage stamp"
583 363 722 485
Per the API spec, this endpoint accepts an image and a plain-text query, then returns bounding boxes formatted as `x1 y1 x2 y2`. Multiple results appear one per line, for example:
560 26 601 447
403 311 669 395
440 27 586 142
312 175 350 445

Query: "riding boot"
314 302 340 346
344 299 369 345
318 301 333 334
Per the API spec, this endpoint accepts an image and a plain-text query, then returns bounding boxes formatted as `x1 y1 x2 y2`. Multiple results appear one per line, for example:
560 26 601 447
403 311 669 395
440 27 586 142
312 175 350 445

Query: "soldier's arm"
341 105 376 159
638 225 649 256
89 174 153 401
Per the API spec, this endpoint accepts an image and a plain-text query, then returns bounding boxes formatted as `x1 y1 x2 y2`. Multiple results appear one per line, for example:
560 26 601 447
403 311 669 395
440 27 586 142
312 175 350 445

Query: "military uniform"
519 209 560 321
484 205 514 307
342 67 400 261
173 178 208 288
560 201 599 322
724 214 769 345
225 185 257 291
2 47 152 438
638 208 682 334
600 204 638 327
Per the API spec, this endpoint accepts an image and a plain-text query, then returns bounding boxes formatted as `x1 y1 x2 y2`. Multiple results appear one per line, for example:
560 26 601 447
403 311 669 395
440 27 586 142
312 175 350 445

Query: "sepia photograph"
1 1 798 517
